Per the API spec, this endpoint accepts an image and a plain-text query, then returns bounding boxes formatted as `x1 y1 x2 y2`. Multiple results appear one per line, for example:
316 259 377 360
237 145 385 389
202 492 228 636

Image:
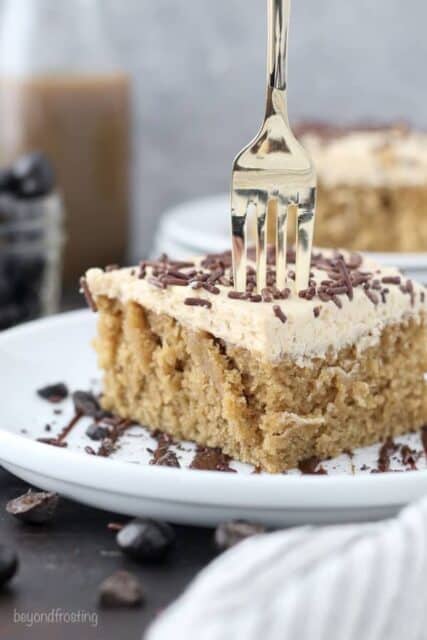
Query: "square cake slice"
83 249 427 472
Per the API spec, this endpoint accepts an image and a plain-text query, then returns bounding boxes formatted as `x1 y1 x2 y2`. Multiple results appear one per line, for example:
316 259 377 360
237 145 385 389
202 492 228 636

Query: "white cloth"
146 498 427 640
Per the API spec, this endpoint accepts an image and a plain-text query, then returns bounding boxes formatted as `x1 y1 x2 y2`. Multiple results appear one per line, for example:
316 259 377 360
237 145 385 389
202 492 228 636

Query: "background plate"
154 194 427 282
0 310 427 527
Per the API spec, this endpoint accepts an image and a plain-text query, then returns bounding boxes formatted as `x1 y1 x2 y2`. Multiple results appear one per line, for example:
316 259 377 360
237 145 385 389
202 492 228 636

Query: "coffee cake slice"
267 124 427 253
83 249 427 473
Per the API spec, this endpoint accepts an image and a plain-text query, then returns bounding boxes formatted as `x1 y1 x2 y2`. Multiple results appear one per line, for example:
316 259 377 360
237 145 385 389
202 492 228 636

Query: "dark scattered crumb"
214 520 266 551
72 390 101 418
86 423 110 442
377 438 398 473
37 383 68 403
116 519 176 563
6 490 59 525
0 545 19 587
298 456 328 475
149 432 180 468
44 424 51 432
98 570 144 608
85 446 96 456
190 446 236 472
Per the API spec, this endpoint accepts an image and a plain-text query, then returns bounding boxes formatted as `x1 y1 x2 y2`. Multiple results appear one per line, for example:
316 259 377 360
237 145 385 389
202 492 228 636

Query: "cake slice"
269 124 427 253
83 249 427 472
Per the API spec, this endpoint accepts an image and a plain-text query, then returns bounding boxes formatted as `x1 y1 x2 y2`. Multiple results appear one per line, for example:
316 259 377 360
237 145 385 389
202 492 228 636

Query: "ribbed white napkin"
147 498 427 640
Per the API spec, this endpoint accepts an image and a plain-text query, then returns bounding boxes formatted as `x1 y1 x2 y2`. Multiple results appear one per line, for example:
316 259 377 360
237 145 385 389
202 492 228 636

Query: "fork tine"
255 191 268 292
231 190 249 292
295 188 316 292
275 195 288 290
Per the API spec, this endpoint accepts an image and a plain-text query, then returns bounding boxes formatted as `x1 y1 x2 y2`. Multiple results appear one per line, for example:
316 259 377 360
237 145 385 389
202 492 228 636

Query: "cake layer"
85 250 426 366
92 297 427 472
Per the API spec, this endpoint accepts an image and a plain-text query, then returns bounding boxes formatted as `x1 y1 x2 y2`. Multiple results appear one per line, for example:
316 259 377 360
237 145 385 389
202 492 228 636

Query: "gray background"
3 0 427 259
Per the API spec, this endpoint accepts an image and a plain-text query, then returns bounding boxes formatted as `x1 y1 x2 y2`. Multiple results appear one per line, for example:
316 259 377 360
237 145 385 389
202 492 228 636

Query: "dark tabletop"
0 467 217 640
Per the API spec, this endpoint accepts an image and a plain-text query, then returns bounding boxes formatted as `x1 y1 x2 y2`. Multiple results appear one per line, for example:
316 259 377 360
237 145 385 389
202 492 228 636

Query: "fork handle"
267 0 290 91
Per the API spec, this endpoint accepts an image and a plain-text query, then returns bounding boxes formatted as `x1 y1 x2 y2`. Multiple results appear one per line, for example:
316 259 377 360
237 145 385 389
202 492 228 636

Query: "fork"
230 0 316 294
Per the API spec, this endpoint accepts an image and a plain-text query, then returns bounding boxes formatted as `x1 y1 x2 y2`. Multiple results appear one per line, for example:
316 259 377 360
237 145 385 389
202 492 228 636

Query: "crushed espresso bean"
37 383 68 403
116 518 176 562
214 521 266 551
6 490 59 525
0 545 18 587
99 570 144 608
72 391 101 418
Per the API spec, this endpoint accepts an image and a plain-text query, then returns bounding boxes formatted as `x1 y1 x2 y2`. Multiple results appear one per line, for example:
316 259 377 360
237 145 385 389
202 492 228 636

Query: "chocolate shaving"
298 456 327 475
377 438 398 472
190 446 236 472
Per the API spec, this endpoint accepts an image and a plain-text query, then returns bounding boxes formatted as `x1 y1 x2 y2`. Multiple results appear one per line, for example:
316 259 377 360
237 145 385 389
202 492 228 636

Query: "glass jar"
0 155 65 330
0 0 131 288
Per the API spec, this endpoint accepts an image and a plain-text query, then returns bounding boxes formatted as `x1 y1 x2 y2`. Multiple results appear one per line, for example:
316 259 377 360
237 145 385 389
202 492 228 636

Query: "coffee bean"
116 519 175 562
72 391 101 417
0 545 18 587
0 168 14 194
37 383 69 403
6 490 59 525
85 423 109 441
99 570 143 608
214 520 266 551
10 152 55 199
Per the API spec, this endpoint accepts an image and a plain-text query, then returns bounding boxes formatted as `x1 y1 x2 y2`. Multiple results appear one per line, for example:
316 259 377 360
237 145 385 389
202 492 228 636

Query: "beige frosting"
301 128 427 187
85 252 426 366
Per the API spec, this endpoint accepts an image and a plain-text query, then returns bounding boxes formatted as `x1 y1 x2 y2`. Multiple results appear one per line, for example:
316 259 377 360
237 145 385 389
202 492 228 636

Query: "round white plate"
154 194 427 282
1 310 427 527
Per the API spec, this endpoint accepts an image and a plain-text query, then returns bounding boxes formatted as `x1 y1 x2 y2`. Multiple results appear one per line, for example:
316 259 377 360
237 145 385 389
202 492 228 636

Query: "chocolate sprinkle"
184 297 212 309
382 276 401 285
273 305 287 324
363 288 379 306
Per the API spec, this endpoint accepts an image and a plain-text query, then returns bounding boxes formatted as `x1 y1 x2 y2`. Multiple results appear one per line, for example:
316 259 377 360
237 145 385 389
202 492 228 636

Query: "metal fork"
230 0 316 294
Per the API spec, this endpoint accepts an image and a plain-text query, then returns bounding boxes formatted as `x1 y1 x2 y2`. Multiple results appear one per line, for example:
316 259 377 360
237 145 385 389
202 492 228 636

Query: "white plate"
1 310 427 527
154 194 427 282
